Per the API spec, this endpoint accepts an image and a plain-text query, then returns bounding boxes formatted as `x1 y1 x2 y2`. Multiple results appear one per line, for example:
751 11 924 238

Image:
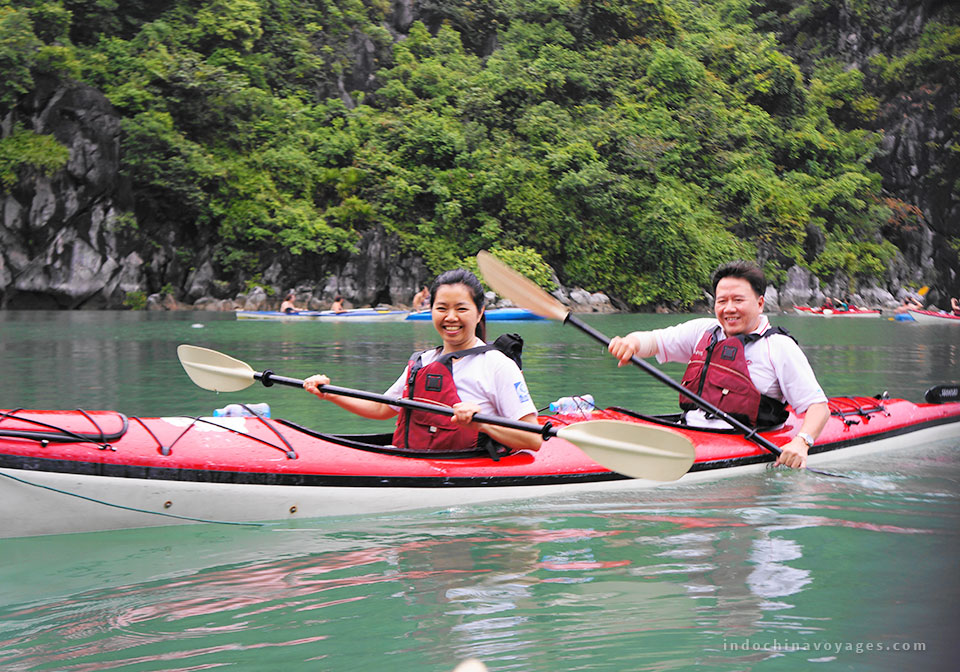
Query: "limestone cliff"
1 1 956 311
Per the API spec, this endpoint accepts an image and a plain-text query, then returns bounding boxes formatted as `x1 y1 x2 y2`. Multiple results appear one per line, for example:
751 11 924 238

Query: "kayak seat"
276 419 510 460
605 406 790 433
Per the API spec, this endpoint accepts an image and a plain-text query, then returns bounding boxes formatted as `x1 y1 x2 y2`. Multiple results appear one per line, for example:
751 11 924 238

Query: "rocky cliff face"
1 2 955 311
773 0 959 306
1 76 430 311
1 77 137 309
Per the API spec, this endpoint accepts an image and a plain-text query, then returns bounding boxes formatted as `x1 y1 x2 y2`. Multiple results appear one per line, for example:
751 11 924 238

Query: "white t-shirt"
385 338 537 421
653 316 827 427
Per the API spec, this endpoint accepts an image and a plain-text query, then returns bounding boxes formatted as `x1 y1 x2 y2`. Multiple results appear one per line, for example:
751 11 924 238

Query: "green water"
1 311 959 670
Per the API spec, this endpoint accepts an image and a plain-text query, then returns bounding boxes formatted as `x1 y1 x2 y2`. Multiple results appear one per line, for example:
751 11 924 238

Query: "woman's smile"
432 283 483 351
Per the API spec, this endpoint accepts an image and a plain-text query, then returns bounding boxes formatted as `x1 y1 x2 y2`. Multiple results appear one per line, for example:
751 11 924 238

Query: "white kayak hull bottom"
3 422 955 538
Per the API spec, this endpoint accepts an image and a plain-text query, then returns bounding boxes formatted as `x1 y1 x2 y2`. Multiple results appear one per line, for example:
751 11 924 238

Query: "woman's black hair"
430 268 487 341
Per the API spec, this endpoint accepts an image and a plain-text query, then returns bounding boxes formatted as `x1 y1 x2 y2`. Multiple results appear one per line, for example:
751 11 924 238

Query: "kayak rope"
0 470 265 528
146 415 297 459
0 407 126 448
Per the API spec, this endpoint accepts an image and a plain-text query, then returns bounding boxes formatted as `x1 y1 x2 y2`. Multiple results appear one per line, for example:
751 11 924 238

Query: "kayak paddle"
177 344 695 481
476 250 845 477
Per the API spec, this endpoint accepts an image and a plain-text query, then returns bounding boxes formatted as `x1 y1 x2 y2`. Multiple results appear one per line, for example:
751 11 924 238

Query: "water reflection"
1 312 959 670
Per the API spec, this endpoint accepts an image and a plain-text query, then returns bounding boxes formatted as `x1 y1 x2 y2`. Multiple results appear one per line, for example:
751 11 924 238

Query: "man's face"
714 276 764 336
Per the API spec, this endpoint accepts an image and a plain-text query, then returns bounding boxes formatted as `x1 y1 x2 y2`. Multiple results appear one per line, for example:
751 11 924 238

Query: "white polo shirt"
385 339 537 420
653 316 827 427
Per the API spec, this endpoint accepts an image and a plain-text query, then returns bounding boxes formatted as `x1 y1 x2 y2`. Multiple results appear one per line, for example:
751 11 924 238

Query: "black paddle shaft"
565 314 785 456
254 370 557 439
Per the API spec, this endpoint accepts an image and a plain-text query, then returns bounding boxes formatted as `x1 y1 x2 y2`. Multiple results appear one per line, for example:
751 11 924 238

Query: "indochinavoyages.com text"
723 639 926 654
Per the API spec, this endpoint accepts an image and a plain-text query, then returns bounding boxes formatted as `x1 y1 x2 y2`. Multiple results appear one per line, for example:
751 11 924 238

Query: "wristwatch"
797 432 815 448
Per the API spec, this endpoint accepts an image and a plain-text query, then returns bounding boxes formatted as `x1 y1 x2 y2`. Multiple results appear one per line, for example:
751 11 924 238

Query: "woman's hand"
608 336 639 367
303 374 331 400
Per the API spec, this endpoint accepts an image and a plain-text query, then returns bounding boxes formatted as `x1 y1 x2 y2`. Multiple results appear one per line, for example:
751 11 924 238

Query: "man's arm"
775 401 829 469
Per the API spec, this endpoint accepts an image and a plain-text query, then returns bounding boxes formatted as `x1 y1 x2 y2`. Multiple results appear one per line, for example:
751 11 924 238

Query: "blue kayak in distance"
236 308 410 322
405 307 546 321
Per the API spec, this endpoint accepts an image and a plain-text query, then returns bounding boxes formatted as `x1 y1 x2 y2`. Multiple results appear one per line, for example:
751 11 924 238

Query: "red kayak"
2 390 959 538
907 309 960 324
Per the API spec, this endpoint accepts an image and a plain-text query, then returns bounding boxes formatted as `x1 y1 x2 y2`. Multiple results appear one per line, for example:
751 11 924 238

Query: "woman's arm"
303 374 398 420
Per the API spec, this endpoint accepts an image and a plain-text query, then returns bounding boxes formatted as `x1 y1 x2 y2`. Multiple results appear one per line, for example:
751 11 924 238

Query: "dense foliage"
2 0 955 305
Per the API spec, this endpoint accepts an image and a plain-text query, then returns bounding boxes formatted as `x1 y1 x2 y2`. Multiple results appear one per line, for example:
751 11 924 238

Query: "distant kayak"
908 309 960 324
236 308 410 322
794 306 881 318
406 307 546 321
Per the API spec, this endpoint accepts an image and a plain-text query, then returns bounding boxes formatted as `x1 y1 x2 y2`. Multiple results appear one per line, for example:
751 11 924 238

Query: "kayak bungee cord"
0 470 265 528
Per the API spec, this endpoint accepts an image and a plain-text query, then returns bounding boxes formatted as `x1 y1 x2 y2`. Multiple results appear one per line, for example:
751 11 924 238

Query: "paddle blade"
476 251 569 321
177 344 257 393
918 285 930 297
556 420 695 481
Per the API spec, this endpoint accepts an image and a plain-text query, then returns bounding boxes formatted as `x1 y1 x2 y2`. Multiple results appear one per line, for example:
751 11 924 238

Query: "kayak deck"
3 395 958 481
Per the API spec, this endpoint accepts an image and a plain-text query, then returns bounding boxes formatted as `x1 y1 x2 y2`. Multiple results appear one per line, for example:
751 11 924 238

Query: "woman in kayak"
304 269 542 454
280 292 302 314
607 260 829 470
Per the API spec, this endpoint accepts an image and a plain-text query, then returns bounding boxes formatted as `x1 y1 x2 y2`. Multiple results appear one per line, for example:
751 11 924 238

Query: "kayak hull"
236 308 410 322
2 396 958 538
907 309 960 324
794 306 882 318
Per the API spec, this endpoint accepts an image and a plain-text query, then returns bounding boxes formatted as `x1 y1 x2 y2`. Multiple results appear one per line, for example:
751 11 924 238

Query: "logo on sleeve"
514 381 531 403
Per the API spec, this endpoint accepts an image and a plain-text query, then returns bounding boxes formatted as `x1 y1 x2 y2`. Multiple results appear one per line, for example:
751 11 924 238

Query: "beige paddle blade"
555 420 695 481
451 660 488 672
476 250 569 321
177 344 257 393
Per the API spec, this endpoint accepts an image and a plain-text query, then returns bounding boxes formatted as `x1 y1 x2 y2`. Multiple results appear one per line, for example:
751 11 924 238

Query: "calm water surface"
1 311 958 671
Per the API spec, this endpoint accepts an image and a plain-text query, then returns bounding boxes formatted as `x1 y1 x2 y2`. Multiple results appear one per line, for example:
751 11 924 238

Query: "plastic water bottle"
213 403 271 417
549 394 595 413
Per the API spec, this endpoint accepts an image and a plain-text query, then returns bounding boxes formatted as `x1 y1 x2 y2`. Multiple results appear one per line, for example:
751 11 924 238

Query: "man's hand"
775 435 809 469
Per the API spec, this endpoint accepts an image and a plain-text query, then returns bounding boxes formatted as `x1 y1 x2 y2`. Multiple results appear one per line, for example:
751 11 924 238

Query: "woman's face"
432 283 483 351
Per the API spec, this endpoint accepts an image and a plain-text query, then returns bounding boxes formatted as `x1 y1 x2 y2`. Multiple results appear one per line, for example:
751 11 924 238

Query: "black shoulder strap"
433 334 525 369
740 325 797 346
437 344 496 367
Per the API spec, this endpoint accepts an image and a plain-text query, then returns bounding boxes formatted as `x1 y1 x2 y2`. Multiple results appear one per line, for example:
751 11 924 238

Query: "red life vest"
678 325 792 427
391 334 523 455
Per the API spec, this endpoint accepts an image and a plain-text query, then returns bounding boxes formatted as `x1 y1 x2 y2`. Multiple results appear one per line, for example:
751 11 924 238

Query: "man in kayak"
412 285 430 311
607 260 829 469
330 295 346 313
894 295 923 314
304 269 541 455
